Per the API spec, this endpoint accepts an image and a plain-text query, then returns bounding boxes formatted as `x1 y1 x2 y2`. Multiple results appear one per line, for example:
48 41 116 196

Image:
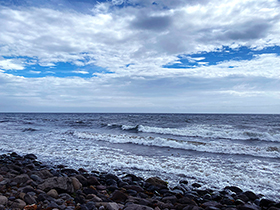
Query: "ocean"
0 113 279 200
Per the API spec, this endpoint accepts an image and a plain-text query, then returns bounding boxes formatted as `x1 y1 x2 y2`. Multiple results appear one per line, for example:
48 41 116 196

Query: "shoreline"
0 152 279 210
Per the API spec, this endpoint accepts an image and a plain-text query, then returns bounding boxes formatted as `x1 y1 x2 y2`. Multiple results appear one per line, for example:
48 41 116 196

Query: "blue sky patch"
163 46 280 69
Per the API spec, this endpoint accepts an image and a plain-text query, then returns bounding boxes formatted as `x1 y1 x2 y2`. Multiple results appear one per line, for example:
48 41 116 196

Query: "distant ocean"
0 113 279 200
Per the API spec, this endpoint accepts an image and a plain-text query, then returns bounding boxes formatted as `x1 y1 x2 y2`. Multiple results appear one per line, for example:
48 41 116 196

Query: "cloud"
0 58 25 70
131 14 172 31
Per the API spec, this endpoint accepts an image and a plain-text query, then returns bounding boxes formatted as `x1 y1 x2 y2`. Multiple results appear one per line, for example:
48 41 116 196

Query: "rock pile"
0 152 279 210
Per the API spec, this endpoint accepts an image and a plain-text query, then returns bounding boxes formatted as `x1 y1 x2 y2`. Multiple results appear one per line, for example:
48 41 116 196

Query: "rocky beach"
0 152 279 210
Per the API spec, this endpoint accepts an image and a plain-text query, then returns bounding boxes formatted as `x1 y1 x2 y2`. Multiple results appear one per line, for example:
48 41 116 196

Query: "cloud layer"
0 0 280 112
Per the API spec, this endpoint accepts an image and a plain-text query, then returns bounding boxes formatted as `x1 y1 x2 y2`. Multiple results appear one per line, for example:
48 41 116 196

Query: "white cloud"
72 70 89 74
0 58 25 70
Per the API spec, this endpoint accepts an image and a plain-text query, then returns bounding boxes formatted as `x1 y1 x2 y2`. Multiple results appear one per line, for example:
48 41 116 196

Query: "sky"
0 0 280 113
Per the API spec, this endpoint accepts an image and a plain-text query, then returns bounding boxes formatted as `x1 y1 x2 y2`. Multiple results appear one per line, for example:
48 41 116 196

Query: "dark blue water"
0 113 280 200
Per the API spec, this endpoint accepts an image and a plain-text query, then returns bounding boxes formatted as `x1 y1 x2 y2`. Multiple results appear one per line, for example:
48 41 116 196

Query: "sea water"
0 113 279 200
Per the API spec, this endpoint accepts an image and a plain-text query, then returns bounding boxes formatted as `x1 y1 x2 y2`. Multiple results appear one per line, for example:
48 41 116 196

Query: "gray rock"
38 177 74 193
47 189 59 198
0 196 8 205
238 204 260 210
30 174 44 184
9 198 26 209
13 174 30 184
162 195 177 204
124 203 154 210
34 169 53 179
24 194 37 205
71 177 82 190
106 202 121 210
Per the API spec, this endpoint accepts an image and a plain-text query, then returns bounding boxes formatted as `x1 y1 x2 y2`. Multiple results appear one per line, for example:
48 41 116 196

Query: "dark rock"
106 178 117 186
124 203 154 210
192 183 201 188
24 194 37 205
30 174 44 184
8 196 16 201
268 207 280 210
178 197 197 206
201 201 223 209
61 168 79 175
237 204 260 210
86 201 97 210
87 176 100 185
146 177 168 189
105 174 119 181
180 180 189 185
123 185 144 192
33 169 53 179
24 154 37 160
260 199 276 208
126 189 138 196
244 191 259 201
83 187 97 195
110 190 128 203
74 195 86 204
37 193 56 202
38 176 74 193
13 174 30 184
20 186 37 194
9 198 26 209
225 186 243 194
162 195 177 204
76 175 88 186
47 201 60 209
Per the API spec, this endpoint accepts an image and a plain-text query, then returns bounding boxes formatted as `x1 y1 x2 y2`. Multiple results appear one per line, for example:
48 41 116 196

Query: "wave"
22 128 37 132
73 131 280 159
105 123 280 142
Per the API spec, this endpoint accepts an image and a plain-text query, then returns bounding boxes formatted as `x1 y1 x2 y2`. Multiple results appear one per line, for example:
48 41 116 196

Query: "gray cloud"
224 20 273 41
130 14 172 31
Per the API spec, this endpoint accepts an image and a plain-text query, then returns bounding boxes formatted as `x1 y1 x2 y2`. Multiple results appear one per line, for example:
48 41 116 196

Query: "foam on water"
120 124 280 142
73 131 280 159
0 131 279 200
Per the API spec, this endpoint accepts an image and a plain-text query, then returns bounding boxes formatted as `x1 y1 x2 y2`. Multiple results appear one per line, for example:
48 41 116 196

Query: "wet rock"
87 176 100 186
192 183 201 188
260 199 275 208
38 176 74 193
124 203 154 210
146 177 168 189
244 191 259 201
9 198 26 209
225 186 243 195
110 190 128 203
24 154 37 160
0 196 8 205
